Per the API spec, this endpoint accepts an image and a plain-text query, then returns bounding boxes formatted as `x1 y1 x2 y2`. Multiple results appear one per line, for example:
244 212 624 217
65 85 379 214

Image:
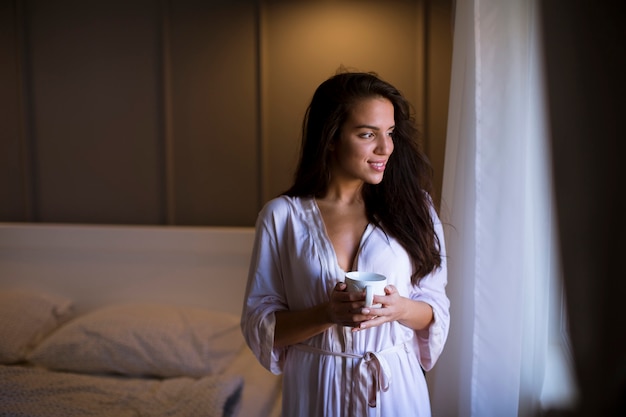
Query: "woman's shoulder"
258 195 310 222
261 195 296 212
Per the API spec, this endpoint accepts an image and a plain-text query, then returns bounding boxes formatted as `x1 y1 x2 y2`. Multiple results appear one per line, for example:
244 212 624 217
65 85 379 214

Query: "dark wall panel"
0 0 27 221
0 0 451 227
168 0 259 226
27 0 164 224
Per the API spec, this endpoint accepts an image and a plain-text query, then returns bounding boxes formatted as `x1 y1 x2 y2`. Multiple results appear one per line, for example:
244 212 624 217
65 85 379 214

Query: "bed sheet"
0 364 243 417
223 344 282 417
0 346 281 417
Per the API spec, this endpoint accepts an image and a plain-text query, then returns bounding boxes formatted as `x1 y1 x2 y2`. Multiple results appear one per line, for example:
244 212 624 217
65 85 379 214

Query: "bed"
0 223 282 417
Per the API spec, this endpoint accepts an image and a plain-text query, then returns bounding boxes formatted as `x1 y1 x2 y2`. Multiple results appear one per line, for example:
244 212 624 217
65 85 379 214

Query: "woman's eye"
360 132 374 139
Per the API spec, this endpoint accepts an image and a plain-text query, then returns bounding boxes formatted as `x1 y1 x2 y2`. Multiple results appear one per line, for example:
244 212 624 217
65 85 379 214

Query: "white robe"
241 196 450 417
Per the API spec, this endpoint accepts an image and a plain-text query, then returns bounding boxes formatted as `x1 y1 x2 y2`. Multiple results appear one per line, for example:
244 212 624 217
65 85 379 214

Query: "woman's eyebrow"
354 124 395 130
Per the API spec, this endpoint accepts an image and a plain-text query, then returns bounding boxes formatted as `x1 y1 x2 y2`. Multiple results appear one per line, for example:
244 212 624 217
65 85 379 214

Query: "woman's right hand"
327 282 369 328
274 282 369 347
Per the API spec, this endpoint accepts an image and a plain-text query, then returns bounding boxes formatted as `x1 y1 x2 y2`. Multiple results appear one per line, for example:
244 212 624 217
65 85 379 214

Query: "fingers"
328 282 367 326
353 286 397 332
370 284 397 306
330 282 394 329
339 303 385 329
331 283 369 304
351 312 385 332
384 284 397 295
330 282 350 303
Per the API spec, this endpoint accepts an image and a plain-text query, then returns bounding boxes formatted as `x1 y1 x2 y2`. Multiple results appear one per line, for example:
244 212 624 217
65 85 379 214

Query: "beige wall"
1 0 451 226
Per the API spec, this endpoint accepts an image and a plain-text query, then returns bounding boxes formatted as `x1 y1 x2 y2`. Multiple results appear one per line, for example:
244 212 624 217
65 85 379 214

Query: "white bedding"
0 364 243 417
0 224 282 417
0 344 282 417
0 295 282 417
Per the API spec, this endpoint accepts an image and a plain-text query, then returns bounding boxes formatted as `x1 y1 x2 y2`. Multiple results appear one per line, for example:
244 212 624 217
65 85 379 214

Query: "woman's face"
330 97 395 186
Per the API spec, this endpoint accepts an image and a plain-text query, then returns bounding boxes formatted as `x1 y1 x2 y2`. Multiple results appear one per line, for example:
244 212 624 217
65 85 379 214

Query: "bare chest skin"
316 199 369 271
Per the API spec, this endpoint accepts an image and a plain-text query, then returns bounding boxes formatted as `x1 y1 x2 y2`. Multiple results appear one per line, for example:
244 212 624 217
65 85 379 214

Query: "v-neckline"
310 198 373 273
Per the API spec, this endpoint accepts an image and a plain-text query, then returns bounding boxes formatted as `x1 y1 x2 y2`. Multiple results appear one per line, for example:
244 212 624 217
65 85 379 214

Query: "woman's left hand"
352 284 404 332
352 284 434 332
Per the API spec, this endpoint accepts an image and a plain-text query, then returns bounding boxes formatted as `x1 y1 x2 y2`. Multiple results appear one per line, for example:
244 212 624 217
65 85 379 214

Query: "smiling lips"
369 161 387 172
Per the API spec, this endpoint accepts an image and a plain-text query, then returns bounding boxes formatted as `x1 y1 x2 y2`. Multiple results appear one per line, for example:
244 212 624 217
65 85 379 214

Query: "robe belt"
294 342 411 417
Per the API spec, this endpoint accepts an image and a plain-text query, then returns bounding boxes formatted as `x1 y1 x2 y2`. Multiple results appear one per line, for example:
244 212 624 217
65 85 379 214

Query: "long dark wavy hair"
284 71 441 284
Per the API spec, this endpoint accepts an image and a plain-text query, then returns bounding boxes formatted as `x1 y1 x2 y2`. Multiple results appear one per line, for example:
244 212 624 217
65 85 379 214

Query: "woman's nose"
375 134 394 155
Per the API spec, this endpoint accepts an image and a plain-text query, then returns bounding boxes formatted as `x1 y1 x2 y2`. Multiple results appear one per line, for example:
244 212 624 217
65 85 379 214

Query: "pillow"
27 303 245 378
0 290 73 364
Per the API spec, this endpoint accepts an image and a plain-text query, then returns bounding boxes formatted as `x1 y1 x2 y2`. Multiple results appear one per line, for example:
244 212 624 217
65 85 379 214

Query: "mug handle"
364 285 374 308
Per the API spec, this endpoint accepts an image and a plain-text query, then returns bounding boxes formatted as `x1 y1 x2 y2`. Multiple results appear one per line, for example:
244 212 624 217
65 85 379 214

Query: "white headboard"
0 223 255 316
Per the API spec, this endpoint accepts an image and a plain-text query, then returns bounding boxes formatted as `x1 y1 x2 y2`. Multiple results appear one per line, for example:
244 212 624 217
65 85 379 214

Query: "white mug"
345 271 387 308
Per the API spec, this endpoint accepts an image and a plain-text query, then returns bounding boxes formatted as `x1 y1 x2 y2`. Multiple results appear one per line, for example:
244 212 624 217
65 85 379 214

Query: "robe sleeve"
409 205 451 371
240 199 289 375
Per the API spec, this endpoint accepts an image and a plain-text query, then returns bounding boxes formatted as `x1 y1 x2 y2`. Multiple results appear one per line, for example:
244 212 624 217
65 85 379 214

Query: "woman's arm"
273 304 333 348
274 282 374 347
397 298 434 330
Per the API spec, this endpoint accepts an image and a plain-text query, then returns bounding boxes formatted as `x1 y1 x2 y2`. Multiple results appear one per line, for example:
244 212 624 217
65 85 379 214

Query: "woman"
241 71 449 416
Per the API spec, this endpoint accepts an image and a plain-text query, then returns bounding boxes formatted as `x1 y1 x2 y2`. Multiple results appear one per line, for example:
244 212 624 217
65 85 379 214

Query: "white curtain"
427 0 576 415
